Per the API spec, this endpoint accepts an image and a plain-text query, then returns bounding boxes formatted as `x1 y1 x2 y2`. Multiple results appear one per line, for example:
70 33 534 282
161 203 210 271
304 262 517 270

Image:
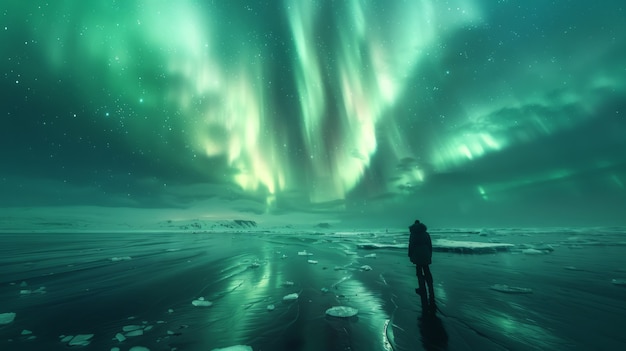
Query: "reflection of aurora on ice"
2 227 625 350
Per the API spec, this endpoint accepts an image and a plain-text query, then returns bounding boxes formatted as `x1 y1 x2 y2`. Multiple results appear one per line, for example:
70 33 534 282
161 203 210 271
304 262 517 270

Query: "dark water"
1 229 625 350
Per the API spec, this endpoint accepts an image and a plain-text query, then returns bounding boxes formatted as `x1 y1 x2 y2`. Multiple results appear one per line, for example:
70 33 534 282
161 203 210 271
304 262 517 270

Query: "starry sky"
1 0 625 228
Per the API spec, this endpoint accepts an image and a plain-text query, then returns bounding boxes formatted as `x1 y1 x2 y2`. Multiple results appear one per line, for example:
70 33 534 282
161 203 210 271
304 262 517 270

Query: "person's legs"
423 265 435 301
415 265 426 296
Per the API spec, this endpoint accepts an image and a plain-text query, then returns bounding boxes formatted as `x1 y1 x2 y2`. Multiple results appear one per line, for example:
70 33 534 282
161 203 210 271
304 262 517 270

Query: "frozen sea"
1 227 626 350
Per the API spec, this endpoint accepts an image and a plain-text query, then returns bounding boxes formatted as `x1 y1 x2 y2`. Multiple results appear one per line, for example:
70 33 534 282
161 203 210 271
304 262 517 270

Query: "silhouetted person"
408 220 435 306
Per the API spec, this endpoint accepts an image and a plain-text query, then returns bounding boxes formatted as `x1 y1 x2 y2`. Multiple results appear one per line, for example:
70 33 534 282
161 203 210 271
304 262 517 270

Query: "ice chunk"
211 346 253 351
364 253 376 258
357 243 406 250
283 293 299 301
298 250 313 256
122 325 143 332
267 304 275 311
0 312 16 325
307 260 318 264
114 332 126 342
125 329 143 337
110 256 132 261
344 250 357 255
192 297 213 307
281 254 288 259
434 240 514 253
129 347 150 351
320 287 329 293
68 334 94 346
282 281 294 287
490 284 533 294
249 261 260 268
522 249 545 255
612 279 626 286
325 306 358 318
360 265 372 271
60 335 73 342
21 329 32 335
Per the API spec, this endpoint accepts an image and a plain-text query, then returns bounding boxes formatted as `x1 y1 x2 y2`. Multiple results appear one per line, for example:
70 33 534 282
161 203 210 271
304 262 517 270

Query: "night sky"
1 0 625 228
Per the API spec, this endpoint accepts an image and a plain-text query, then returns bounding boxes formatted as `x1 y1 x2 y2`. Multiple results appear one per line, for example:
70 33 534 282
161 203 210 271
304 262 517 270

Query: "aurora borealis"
1 0 625 227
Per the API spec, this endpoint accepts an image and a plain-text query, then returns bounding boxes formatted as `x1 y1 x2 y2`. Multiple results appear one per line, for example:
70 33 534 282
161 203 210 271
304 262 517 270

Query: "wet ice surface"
0 228 625 350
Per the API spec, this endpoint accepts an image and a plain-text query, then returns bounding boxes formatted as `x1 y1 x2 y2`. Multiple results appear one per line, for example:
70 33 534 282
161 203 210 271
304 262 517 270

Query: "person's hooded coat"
408 221 432 265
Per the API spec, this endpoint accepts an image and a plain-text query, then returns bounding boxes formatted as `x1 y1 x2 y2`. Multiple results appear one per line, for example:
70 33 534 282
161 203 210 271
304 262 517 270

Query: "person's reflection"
417 297 448 350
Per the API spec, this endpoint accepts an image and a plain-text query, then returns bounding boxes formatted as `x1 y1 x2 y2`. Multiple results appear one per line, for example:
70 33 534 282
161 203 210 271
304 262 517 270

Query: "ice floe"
357 243 406 250
114 332 126 342
564 266 581 271
0 312 16 325
518 244 554 253
192 297 213 307
20 286 47 295
110 256 132 262
125 329 143 337
490 284 533 294
611 279 626 286
325 306 358 318
283 293 299 301
522 249 545 255
307 259 318 264
67 334 94 346
357 239 515 253
122 325 143 332
210 346 253 351
435 239 514 253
